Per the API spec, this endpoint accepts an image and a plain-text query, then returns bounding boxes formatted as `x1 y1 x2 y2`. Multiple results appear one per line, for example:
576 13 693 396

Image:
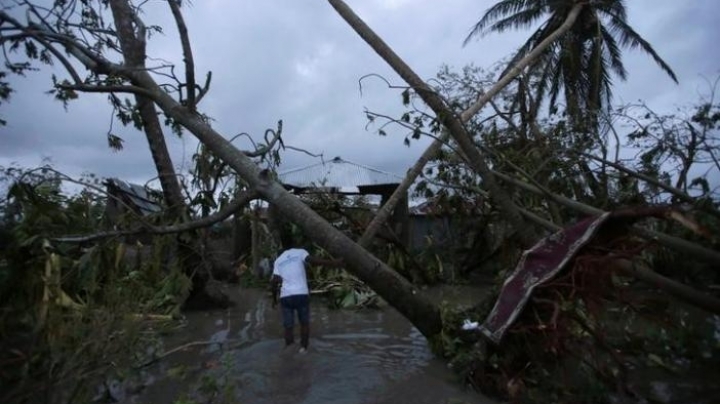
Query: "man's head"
281 233 305 250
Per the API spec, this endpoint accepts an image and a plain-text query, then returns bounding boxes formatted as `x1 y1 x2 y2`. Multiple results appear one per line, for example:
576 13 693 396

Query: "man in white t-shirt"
270 246 342 353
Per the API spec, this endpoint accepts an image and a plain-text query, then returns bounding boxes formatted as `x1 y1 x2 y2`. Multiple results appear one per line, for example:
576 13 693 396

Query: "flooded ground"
126 286 495 404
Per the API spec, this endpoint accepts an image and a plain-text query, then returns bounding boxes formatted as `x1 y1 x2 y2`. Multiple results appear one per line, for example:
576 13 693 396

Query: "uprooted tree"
2 0 720 403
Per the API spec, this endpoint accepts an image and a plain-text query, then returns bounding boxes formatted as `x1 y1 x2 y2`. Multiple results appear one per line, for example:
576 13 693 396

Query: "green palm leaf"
465 0 678 124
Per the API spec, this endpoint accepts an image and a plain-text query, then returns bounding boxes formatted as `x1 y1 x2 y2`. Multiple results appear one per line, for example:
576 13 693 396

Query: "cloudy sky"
1 0 719 191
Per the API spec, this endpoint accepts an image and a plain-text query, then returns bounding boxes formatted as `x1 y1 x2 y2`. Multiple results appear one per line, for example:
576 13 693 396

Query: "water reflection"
132 286 493 404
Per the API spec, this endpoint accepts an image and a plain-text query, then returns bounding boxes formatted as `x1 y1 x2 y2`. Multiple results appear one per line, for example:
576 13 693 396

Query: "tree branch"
0 26 84 84
331 0 585 249
244 121 284 158
582 152 720 217
168 0 197 110
58 83 156 97
54 189 258 243
195 71 212 105
462 5 584 120
615 258 720 315
25 166 153 227
493 169 720 264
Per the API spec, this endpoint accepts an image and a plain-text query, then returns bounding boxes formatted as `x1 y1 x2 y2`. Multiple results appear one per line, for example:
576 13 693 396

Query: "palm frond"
530 52 557 112
463 0 540 45
599 25 626 80
486 6 547 35
594 0 627 21
587 36 614 112
498 18 562 78
547 49 564 111
465 0 676 120
607 13 678 83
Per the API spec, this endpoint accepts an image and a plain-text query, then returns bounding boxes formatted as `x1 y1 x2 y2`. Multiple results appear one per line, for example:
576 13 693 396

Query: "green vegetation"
1 1 719 403
0 165 190 403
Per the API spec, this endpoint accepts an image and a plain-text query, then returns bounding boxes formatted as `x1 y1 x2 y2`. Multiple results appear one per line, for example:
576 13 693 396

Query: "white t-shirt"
273 248 310 298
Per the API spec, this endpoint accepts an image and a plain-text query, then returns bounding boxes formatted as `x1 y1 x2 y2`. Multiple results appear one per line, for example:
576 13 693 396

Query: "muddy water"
131 286 494 404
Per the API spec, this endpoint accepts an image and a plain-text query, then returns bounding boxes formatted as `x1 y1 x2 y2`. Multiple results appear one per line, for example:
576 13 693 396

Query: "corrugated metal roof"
279 157 402 188
107 178 162 215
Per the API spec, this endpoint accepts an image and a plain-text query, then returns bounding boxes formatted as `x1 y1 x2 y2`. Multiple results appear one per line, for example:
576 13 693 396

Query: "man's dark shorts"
280 294 310 329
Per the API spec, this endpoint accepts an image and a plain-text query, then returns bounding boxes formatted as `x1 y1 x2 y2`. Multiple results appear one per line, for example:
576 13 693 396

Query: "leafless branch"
418 172 489 198
244 121 284 158
59 83 156 97
168 0 196 110
363 110 468 159
194 70 212 104
284 145 325 159
358 73 410 96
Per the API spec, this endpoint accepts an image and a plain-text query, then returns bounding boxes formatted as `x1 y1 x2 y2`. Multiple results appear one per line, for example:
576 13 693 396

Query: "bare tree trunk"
335 0 585 248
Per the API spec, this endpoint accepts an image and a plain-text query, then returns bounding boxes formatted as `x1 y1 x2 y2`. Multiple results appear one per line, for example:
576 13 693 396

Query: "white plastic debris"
462 319 480 330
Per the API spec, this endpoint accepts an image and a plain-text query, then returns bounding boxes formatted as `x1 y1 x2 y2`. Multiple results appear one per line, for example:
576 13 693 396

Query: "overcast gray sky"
1 0 719 190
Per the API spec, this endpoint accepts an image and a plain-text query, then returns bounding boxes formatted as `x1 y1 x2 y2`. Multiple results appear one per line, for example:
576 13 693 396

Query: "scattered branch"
17 166 153 228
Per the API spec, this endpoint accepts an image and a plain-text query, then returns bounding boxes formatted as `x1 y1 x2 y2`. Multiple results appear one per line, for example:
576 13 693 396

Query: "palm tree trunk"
135 97 185 212
335 0 584 249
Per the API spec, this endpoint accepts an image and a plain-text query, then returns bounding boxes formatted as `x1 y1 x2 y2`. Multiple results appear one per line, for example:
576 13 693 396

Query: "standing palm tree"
465 0 678 127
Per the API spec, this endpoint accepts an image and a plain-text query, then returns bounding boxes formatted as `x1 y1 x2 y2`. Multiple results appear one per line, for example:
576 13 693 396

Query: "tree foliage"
365 62 720 402
464 0 678 128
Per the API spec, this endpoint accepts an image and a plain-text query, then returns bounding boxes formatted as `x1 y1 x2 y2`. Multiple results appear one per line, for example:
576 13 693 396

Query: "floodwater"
125 286 494 404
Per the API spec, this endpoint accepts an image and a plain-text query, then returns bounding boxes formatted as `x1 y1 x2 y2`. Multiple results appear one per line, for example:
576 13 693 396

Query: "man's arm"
305 255 344 268
270 275 282 308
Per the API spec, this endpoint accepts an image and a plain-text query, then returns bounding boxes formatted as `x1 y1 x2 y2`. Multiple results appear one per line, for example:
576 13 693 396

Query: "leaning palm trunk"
137 71 443 337
337 0 585 249
136 96 220 307
136 98 186 212
109 0 222 307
